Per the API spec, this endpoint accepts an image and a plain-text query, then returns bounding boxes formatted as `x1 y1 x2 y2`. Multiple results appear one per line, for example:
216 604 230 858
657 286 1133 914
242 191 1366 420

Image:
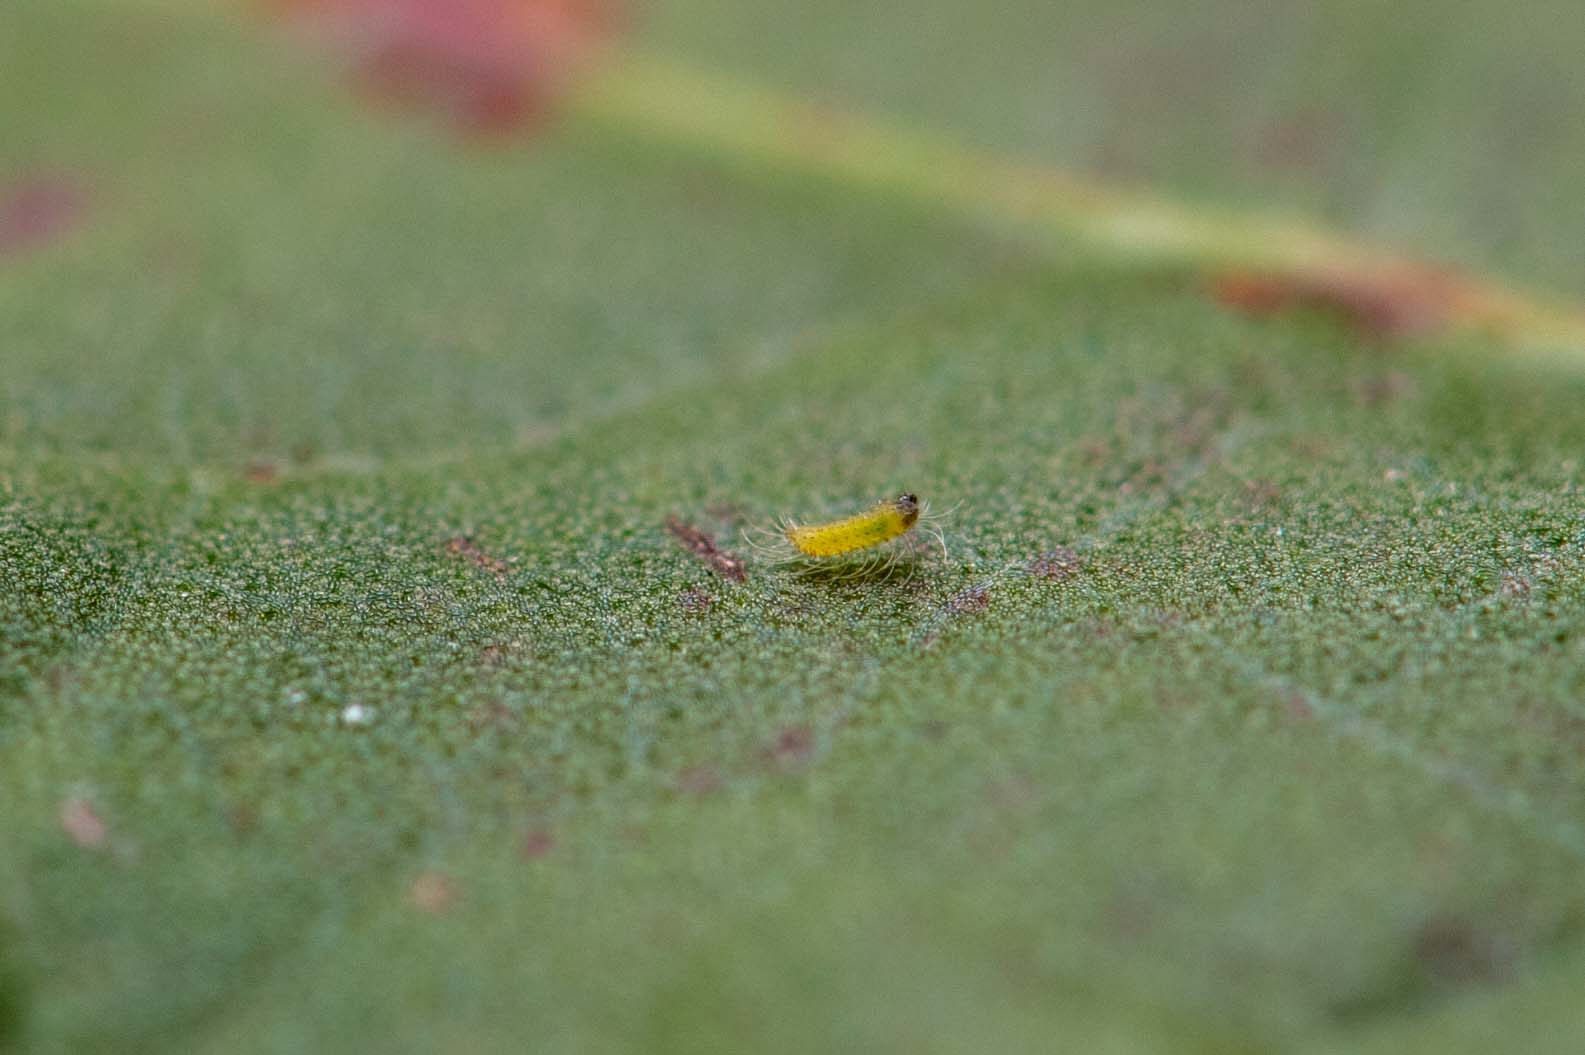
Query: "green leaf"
5 2 1585 1053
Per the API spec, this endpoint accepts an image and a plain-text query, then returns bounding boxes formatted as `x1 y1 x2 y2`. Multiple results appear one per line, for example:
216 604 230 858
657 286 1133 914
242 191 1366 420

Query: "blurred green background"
4 1 1585 1052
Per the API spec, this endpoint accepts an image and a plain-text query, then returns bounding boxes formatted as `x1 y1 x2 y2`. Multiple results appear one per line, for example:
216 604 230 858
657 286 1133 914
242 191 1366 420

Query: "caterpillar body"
744 493 949 576
786 493 921 557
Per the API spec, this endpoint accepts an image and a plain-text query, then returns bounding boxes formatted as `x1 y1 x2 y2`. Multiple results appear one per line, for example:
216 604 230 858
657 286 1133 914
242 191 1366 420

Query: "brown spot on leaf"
1288 434 1333 461
763 725 814 770
0 174 90 257
1242 479 1281 509
227 804 261 836
1077 436 1112 467
446 535 510 576
1253 108 1342 173
477 639 529 667
664 516 746 582
1352 370 1416 408
60 797 108 850
1282 692 1315 722
1414 916 1514 986
678 587 713 614
947 585 991 615
1118 459 1170 496
521 828 555 859
271 0 617 135
1498 570 1532 598
1211 263 1474 340
1030 547 1082 582
244 460 281 484
675 765 721 797
466 699 518 732
1171 400 1227 456
408 871 458 914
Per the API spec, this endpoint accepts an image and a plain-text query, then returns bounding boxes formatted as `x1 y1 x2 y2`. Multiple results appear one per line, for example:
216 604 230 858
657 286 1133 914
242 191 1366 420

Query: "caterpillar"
746 492 950 573
787 492 922 557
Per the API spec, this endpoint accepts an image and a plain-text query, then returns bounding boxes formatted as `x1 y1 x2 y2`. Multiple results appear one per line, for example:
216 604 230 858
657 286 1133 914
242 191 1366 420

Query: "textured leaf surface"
4 2 1585 1053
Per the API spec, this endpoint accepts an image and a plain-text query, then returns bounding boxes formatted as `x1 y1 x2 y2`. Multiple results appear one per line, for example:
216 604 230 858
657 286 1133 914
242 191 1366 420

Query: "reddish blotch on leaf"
446 535 511 576
664 517 747 583
268 0 617 135
521 828 556 859
408 871 459 913
0 174 90 257
60 796 108 849
1210 263 1478 340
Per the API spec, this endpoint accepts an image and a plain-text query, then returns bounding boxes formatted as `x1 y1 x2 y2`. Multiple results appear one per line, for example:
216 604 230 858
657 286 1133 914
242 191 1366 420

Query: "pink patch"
769 726 814 766
0 175 89 256
675 765 721 796
273 0 615 135
1211 263 1469 340
60 796 108 849
521 828 556 858
408 870 458 913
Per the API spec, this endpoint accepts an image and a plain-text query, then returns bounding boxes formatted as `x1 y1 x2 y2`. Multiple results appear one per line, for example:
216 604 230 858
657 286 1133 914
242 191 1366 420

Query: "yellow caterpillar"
785 492 922 557
741 493 950 576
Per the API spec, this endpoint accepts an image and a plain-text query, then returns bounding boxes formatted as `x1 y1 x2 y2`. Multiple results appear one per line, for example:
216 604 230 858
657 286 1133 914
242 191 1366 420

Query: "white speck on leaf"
341 703 374 726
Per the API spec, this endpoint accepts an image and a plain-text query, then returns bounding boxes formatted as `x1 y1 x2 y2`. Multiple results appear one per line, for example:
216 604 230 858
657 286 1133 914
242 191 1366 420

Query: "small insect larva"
786 492 922 558
742 493 952 578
